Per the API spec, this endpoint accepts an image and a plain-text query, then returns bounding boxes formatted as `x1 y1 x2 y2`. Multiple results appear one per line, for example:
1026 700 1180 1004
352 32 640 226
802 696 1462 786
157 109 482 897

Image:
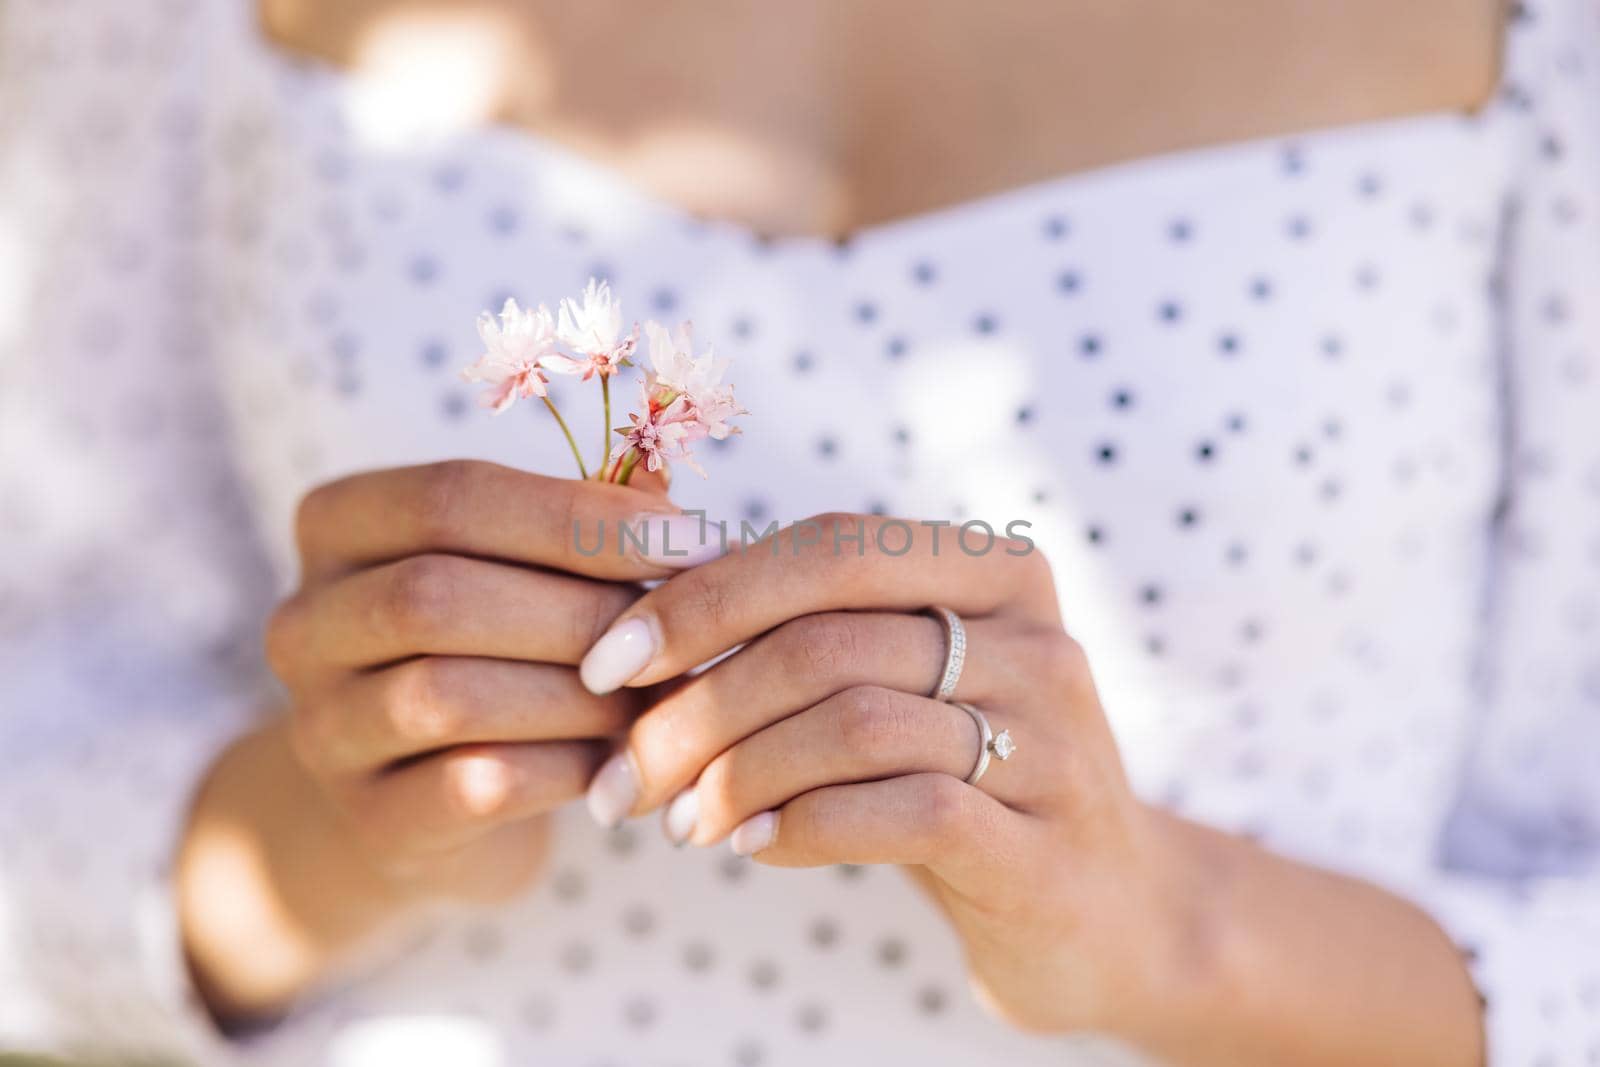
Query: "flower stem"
599 375 612 479
614 448 643 486
543 396 588 480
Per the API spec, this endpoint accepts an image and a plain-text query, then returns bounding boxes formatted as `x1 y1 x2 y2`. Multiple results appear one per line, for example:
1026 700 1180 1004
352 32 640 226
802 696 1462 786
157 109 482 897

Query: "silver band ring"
951 702 1015 786
927 605 966 702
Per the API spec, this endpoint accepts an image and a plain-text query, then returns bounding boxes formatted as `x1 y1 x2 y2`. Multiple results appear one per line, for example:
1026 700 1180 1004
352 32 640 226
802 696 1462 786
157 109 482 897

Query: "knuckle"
911 774 974 849
1040 629 1094 693
679 571 741 633
778 613 863 680
786 511 848 560
263 595 308 682
440 751 515 821
807 510 851 536
411 460 484 544
1007 542 1057 592
832 686 909 752
695 755 742 823
386 658 463 747
375 554 457 642
1012 538 1050 568
1024 547 1062 598
293 481 340 557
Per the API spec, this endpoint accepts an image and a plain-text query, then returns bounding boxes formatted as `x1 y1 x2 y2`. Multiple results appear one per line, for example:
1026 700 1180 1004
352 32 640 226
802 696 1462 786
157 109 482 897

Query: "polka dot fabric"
0 0 1596 1064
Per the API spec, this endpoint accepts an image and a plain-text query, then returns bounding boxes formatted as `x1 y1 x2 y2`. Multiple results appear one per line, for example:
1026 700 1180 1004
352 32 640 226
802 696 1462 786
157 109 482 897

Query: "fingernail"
580 616 655 694
632 513 724 568
662 788 699 846
586 752 640 828
730 811 778 856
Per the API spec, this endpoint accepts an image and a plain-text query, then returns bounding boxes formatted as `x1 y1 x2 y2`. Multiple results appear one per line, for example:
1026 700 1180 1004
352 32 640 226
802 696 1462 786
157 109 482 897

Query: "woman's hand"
181 459 692 1022
572 513 1486 1065
571 513 1177 1034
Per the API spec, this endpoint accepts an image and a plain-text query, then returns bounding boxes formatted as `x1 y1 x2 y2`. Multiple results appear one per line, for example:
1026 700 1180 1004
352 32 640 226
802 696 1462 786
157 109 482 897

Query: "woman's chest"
258 0 1505 237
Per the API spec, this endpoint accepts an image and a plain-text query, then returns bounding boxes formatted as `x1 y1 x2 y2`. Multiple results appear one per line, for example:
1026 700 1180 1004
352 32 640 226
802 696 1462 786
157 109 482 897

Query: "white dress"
1 1 1598 1064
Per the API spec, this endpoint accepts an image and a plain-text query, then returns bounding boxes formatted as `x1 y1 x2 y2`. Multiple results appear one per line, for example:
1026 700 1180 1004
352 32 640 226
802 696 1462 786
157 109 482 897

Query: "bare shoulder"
850 0 1509 225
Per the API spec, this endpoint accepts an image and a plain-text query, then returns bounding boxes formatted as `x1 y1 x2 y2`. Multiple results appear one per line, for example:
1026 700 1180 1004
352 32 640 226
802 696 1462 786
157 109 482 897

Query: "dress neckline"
229 0 1512 255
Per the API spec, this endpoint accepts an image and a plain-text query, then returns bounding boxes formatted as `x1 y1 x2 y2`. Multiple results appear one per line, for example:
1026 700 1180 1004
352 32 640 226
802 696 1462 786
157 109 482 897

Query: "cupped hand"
575 513 1194 1037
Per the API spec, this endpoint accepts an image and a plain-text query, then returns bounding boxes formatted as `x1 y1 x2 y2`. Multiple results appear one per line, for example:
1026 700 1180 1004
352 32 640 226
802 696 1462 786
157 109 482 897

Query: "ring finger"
601 610 1040 824
666 684 1031 847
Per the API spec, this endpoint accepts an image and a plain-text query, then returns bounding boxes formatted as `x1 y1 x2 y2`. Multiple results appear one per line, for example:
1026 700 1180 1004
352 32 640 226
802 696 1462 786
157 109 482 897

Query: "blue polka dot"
432 164 467 193
420 340 449 368
488 206 520 235
409 256 440 284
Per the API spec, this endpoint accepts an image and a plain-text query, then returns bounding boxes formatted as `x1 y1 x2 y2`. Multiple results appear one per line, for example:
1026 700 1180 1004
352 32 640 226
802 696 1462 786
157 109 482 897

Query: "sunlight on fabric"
519 146 659 245
890 336 1054 558
342 10 535 150
329 1014 506 1067
895 338 1035 468
0 210 27 347
892 340 1190 803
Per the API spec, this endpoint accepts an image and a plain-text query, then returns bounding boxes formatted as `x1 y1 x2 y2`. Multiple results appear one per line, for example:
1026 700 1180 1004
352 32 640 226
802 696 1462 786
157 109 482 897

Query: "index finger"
295 459 713 582
577 512 1057 694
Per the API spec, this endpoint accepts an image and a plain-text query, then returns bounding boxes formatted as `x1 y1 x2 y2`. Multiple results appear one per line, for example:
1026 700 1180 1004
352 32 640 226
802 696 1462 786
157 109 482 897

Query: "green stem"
599 375 612 480
614 448 643 486
543 395 588 480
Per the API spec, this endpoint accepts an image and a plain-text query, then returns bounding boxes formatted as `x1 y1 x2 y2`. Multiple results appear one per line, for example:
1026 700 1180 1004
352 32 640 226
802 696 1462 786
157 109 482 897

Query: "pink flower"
642 320 745 442
545 278 638 381
461 298 556 413
615 382 700 475
460 284 746 485
611 325 745 478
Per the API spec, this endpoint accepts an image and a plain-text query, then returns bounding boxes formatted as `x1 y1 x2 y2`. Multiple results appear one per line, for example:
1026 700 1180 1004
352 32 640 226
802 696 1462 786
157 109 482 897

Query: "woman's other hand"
179 459 696 1025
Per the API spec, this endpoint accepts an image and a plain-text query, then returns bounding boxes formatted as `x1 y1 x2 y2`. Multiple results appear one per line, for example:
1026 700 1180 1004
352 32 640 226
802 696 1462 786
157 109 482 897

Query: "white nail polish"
586 752 639 828
662 788 699 846
579 617 656 694
730 811 778 856
632 513 725 569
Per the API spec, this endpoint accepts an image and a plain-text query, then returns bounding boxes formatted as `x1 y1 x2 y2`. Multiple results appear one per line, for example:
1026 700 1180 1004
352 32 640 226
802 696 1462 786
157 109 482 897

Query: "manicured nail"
632 513 724 568
662 788 699 846
580 617 655 694
586 752 639 828
730 811 778 856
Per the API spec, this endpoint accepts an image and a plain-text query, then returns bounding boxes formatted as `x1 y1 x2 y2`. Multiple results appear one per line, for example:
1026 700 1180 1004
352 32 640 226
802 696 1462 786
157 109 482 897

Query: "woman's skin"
179 0 1507 1058
260 0 1507 237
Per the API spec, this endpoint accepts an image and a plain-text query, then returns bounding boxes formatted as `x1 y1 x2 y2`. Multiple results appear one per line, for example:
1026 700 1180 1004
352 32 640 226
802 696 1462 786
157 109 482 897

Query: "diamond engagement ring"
951 702 1015 786
927 605 966 702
